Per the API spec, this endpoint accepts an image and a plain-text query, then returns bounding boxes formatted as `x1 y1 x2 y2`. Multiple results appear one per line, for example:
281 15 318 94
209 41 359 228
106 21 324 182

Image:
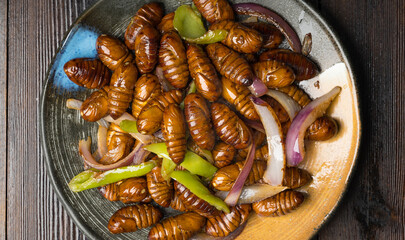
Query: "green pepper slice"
68 161 156 192
173 5 206 39
170 170 230 213
184 30 228 44
144 143 217 179
119 120 139 133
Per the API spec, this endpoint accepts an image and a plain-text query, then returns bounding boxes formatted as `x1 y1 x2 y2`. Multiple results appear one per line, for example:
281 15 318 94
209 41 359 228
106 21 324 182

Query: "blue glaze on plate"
51 24 100 91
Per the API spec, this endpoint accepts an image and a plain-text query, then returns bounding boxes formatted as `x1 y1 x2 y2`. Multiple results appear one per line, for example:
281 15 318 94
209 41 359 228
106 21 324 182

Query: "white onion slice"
216 184 288 204
251 97 285 186
97 125 108 157
286 86 341 166
78 137 145 171
66 98 82 110
265 89 301 121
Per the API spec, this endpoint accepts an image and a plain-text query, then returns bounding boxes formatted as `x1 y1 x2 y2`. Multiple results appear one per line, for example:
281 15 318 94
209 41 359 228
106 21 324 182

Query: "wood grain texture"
3 0 404 239
0 0 6 239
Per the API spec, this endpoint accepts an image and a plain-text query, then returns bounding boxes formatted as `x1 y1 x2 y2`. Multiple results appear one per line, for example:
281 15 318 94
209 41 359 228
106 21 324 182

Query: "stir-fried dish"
64 1 342 239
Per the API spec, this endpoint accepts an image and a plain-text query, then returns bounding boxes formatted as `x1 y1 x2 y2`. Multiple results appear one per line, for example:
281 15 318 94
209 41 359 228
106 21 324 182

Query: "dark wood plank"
305 0 405 239
6 0 95 239
0 0 6 239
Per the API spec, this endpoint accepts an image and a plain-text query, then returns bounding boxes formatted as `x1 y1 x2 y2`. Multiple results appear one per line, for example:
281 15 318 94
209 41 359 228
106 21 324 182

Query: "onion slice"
248 76 268 97
265 89 301 121
132 144 151 165
240 116 265 133
225 143 256 206
251 96 285 185
78 137 145 171
286 86 341 166
97 125 108 157
216 184 288 204
233 3 302 52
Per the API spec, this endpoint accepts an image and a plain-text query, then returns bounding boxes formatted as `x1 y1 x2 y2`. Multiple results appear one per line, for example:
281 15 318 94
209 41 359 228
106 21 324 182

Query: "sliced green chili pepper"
170 170 230 213
184 30 228 44
68 161 156 192
174 5 206 39
173 5 228 44
161 157 177 181
144 143 217 179
119 120 139 133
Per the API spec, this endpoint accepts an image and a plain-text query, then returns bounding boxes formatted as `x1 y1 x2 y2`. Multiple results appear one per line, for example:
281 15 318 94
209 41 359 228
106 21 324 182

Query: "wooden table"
1 0 404 239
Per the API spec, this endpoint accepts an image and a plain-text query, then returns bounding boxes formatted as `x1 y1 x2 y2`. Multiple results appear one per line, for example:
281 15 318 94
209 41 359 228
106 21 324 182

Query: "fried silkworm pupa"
307 116 338 141
174 181 220 218
210 20 263 54
108 61 138 119
64 58 111 89
162 104 187 164
253 60 296 88
137 89 183 135
100 123 135 164
221 77 259 121
211 160 266 191
157 12 175 34
187 44 222 102
235 131 267 161
134 24 160 74
192 0 234 23
125 2 163 50
211 103 251 149
80 86 109 122
170 192 189 212
283 167 312 189
102 177 151 203
278 85 312 107
131 73 161 119
159 31 190 89
212 141 235 168
206 43 254 86
147 161 173 207
254 144 269 162
205 204 251 237
243 22 284 49
184 93 216 150
108 204 162 234
261 95 290 123
96 34 134 71
148 212 206 240
252 190 304 217
243 53 258 63
260 49 319 81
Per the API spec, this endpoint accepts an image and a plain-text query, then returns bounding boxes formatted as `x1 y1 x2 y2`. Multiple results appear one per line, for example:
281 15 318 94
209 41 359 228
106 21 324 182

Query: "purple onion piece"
286 86 342 166
248 77 268 97
233 3 302 53
225 143 256 206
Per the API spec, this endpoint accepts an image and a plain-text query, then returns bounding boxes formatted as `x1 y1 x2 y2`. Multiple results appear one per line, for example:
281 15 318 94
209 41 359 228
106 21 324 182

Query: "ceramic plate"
40 0 361 239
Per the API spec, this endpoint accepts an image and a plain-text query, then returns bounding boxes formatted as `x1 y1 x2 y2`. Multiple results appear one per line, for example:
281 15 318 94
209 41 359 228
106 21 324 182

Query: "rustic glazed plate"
40 0 361 239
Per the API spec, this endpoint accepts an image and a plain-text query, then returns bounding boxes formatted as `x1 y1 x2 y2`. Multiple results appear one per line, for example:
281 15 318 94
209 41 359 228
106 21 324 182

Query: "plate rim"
39 0 362 239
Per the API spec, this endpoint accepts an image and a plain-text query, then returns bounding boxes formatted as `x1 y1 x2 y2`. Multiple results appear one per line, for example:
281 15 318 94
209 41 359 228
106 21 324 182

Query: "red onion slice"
240 116 265 133
132 144 151 165
78 137 145 171
286 86 342 166
248 76 268 97
251 97 285 186
216 184 288 204
97 125 108 157
265 89 301 121
225 143 256 206
233 3 302 52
